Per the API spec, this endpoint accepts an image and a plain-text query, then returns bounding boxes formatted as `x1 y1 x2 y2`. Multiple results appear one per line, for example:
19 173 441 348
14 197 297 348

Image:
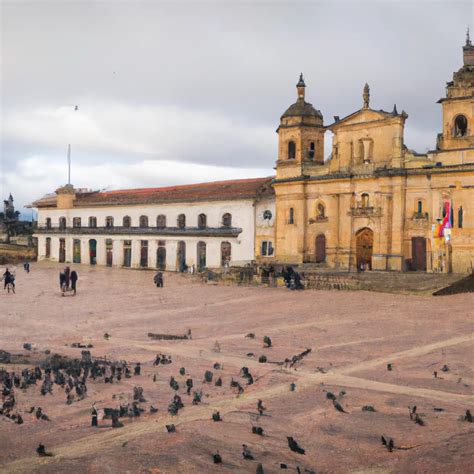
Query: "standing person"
59 272 66 291
70 270 78 295
64 266 71 290
153 271 163 288
91 404 98 427
3 268 14 290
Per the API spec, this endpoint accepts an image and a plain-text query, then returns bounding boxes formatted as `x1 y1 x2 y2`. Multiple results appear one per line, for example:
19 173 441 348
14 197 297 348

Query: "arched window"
289 208 294 224
89 216 97 228
123 216 131 227
105 216 114 228
458 206 463 228
288 141 296 160
222 213 232 227
454 115 468 137
157 214 166 229
308 142 315 160
361 193 370 208
139 215 148 228
198 213 207 229
73 217 81 228
417 200 423 214
45 218 51 229
59 217 66 229
177 214 186 229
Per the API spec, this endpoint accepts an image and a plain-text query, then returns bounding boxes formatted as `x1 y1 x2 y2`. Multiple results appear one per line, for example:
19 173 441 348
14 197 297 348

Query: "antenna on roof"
67 144 71 185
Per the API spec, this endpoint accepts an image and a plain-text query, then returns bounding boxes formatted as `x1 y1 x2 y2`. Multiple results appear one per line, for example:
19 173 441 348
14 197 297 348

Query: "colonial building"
273 35 474 273
33 36 473 273
33 179 275 270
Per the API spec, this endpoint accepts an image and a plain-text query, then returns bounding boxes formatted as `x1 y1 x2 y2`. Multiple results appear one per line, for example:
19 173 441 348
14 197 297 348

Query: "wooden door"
157 246 166 270
411 237 427 271
106 240 113 266
59 239 66 263
73 239 81 263
315 234 326 263
177 241 186 272
197 241 206 271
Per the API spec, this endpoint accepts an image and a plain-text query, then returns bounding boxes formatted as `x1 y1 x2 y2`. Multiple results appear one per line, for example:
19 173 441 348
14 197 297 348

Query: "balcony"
35 225 242 238
348 206 382 217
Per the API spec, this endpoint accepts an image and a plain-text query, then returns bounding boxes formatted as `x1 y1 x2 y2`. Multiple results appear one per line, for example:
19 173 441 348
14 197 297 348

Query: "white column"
51 238 60 262
96 237 106 266
36 236 45 260
113 239 123 267
65 237 73 263
187 239 197 269
207 240 221 268
167 240 177 271
131 239 141 268
149 240 159 269
81 238 89 265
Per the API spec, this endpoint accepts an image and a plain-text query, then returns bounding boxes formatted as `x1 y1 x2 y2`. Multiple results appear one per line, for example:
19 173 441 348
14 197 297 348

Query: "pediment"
329 108 397 129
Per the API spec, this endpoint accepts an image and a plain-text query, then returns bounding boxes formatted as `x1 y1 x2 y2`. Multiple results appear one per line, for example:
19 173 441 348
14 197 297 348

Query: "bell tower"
276 74 325 179
436 30 474 151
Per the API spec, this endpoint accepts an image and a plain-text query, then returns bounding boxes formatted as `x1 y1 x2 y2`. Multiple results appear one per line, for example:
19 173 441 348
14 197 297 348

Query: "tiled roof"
32 177 275 208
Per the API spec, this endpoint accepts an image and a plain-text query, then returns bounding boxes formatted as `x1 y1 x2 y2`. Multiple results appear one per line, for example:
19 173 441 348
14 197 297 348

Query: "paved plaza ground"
0 262 473 473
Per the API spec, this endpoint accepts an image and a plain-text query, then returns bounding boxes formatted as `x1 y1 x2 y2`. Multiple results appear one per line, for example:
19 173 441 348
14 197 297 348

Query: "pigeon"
381 435 394 452
252 426 264 436
213 452 222 464
166 424 176 433
212 411 222 422
287 437 305 455
325 391 337 401
150 406 158 413
333 400 348 413
464 409 473 422
242 444 254 460
36 443 53 457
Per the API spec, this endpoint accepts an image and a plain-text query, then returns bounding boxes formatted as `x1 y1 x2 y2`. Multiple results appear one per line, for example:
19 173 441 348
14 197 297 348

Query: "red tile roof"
32 177 275 208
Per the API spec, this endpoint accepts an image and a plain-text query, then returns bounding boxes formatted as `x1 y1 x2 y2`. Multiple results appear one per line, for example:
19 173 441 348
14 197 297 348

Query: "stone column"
131 239 141 268
65 236 73 263
81 238 90 265
113 239 123 268
206 240 221 268
166 240 178 271
96 237 106 266
149 240 159 269
36 236 45 260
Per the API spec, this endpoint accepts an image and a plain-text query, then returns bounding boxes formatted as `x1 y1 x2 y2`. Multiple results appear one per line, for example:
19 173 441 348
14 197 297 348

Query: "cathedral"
33 36 474 274
272 34 474 274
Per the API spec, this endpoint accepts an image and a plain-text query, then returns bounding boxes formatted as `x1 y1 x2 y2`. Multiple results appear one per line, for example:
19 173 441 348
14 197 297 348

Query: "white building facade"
33 178 275 271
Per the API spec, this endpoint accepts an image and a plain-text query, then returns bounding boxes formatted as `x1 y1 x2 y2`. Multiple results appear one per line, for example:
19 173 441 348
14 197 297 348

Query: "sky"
1 0 472 217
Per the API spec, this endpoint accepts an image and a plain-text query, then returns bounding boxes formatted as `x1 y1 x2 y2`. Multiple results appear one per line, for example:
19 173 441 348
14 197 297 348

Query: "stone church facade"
33 37 474 273
273 36 474 273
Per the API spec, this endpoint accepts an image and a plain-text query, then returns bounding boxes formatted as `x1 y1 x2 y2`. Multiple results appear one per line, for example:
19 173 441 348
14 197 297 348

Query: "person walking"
70 270 78 295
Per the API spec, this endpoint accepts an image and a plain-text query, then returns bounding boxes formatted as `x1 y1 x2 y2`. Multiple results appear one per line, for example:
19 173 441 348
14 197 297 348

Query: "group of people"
59 266 78 295
282 266 304 290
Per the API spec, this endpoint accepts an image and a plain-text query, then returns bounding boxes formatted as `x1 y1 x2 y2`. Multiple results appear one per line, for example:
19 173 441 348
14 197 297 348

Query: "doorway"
106 239 113 266
356 228 373 271
89 239 97 265
315 234 326 263
177 241 186 272
221 241 231 267
411 237 427 271
157 246 166 270
197 241 206 272
73 239 81 263
59 238 66 263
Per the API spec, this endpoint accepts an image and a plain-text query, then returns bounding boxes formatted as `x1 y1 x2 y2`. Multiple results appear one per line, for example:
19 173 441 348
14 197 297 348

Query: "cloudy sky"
1 0 472 216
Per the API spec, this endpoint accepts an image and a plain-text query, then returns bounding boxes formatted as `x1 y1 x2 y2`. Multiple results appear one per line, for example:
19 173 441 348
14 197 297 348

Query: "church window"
59 217 66 229
289 208 294 224
308 142 315 160
177 214 186 229
123 216 131 227
105 216 114 228
89 217 97 228
222 213 232 227
45 218 51 229
157 214 166 229
458 206 463 228
288 141 296 160
139 215 149 228
198 213 207 229
454 115 468 137
361 193 370 208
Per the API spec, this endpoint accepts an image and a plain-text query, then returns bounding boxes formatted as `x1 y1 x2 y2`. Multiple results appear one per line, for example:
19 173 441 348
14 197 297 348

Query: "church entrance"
411 237 427 271
356 228 373 271
157 246 166 270
315 234 326 263
197 241 206 272
59 238 66 263
73 239 81 263
177 241 186 272
89 239 97 265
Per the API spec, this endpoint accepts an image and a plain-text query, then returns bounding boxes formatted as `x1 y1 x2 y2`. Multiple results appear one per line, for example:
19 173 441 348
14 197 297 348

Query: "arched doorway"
197 241 206 272
73 239 81 263
356 228 373 271
315 234 326 263
106 239 113 266
89 239 97 265
157 246 166 270
177 241 186 272
221 241 231 267
45 238 51 258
